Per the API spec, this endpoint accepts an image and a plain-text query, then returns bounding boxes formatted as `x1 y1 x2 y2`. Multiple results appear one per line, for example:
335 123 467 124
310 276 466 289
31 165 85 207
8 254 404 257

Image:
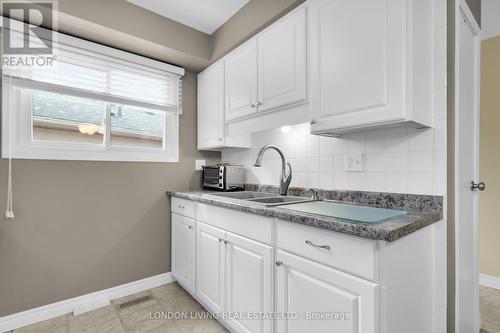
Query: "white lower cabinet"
225 232 274 333
275 249 377 333
171 200 438 333
195 221 274 333
196 222 226 313
171 213 196 294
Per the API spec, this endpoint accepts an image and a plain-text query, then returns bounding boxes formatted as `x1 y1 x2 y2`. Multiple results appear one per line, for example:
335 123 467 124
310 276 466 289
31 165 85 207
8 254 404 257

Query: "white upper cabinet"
198 60 251 151
309 0 433 135
257 8 307 112
223 6 309 134
198 61 225 149
225 40 259 122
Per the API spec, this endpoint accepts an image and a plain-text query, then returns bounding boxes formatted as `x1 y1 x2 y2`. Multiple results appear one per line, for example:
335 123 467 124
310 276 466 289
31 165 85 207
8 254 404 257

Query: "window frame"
2 27 183 163
2 86 179 162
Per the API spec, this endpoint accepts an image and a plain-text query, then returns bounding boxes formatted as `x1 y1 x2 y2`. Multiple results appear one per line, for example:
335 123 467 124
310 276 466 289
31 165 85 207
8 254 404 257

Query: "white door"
198 61 225 149
225 40 258 122
275 250 378 333
225 232 274 333
196 222 226 313
309 0 405 132
257 7 307 112
171 213 196 293
455 4 481 333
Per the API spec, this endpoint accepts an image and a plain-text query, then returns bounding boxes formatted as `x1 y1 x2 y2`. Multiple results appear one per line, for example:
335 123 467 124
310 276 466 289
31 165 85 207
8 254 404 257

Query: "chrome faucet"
253 145 292 196
305 188 320 200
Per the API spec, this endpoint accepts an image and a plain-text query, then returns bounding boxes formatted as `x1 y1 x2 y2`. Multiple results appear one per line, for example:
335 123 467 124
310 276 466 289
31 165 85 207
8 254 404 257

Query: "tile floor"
10 283 500 333
10 282 228 333
481 286 500 333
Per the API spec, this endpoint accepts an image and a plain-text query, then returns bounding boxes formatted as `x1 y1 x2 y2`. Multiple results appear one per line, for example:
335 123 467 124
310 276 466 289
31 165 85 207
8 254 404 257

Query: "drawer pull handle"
276 260 283 267
178 205 185 209
305 240 331 250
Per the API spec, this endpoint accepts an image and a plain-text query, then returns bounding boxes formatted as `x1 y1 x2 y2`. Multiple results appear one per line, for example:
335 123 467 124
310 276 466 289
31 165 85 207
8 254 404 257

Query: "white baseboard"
480 273 500 291
0 272 175 333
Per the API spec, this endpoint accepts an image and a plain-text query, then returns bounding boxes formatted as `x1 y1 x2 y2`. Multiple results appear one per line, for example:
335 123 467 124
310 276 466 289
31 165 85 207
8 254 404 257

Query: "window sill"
1 147 179 163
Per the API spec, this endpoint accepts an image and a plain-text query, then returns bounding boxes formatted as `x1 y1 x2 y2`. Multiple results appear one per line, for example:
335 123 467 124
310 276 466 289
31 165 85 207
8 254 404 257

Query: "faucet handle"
280 162 293 196
305 188 320 200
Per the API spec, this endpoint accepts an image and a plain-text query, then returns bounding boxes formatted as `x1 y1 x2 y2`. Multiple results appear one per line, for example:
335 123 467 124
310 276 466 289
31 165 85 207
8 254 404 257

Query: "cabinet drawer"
276 220 378 280
171 197 196 219
197 203 273 244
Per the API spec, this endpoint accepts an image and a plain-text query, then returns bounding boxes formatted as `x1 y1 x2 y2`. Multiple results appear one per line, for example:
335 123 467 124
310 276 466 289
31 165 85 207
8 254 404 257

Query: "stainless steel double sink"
206 191 315 207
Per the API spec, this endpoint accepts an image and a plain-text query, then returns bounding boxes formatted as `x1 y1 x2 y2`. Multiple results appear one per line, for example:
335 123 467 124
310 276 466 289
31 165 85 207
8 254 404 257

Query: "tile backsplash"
222 120 446 196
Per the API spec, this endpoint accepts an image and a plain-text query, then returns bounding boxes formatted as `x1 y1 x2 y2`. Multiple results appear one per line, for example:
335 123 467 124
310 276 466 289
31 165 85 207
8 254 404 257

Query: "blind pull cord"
5 74 14 219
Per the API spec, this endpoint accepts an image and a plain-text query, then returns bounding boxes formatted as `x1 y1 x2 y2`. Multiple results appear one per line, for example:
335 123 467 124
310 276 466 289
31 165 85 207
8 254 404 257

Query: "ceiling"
126 0 250 34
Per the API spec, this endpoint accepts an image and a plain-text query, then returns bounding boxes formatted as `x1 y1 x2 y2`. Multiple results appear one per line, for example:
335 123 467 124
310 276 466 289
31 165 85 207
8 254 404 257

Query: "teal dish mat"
280 201 407 223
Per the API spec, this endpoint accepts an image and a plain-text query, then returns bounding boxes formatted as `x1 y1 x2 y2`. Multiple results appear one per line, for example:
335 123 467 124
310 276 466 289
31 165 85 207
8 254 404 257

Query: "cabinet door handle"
276 260 283 267
188 226 193 230
250 103 256 108
218 238 223 243
177 205 185 209
310 119 316 125
224 240 230 245
257 101 262 106
305 240 331 250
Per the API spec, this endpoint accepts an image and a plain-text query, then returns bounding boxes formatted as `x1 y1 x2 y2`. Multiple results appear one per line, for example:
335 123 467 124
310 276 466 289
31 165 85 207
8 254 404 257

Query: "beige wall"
480 36 500 279
0 0 303 317
0 72 220 316
210 0 305 61
38 0 213 72
41 0 306 72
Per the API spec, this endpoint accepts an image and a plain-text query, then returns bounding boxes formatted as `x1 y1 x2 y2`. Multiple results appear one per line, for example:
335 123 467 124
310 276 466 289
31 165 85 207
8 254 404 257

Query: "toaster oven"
202 164 245 191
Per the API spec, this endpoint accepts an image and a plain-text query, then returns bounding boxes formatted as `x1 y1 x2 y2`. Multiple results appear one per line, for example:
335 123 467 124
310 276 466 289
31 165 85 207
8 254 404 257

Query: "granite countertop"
167 186 443 242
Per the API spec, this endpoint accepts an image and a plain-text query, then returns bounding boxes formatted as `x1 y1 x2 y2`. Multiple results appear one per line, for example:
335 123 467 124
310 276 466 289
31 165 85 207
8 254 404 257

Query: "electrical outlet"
195 160 206 171
344 153 364 172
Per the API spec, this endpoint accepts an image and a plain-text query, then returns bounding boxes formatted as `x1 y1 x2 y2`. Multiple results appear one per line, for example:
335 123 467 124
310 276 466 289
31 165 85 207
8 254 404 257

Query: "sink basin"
208 191 279 200
246 196 313 206
206 191 314 207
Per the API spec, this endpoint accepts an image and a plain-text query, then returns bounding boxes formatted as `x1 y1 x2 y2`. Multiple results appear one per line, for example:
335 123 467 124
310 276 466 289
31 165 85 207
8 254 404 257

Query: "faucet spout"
253 145 292 195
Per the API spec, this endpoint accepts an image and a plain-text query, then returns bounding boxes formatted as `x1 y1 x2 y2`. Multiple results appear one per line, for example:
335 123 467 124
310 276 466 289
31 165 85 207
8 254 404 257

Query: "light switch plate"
344 153 364 172
195 160 206 171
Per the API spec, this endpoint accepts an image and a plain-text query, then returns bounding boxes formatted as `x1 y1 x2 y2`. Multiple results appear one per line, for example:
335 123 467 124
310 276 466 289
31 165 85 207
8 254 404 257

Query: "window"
2 25 184 162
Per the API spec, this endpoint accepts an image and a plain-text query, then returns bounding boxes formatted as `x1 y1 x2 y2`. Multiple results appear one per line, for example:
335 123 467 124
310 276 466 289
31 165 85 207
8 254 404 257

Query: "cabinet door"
276 250 378 333
225 40 258 122
225 232 274 333
309 0 406 133
171 213 196 294
196 222 226 313
258 7 307 112
198 61 225 149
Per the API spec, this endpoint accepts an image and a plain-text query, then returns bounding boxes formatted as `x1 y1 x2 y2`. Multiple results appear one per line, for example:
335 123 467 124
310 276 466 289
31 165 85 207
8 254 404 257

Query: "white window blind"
2 22 184 163
3 28 184 113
